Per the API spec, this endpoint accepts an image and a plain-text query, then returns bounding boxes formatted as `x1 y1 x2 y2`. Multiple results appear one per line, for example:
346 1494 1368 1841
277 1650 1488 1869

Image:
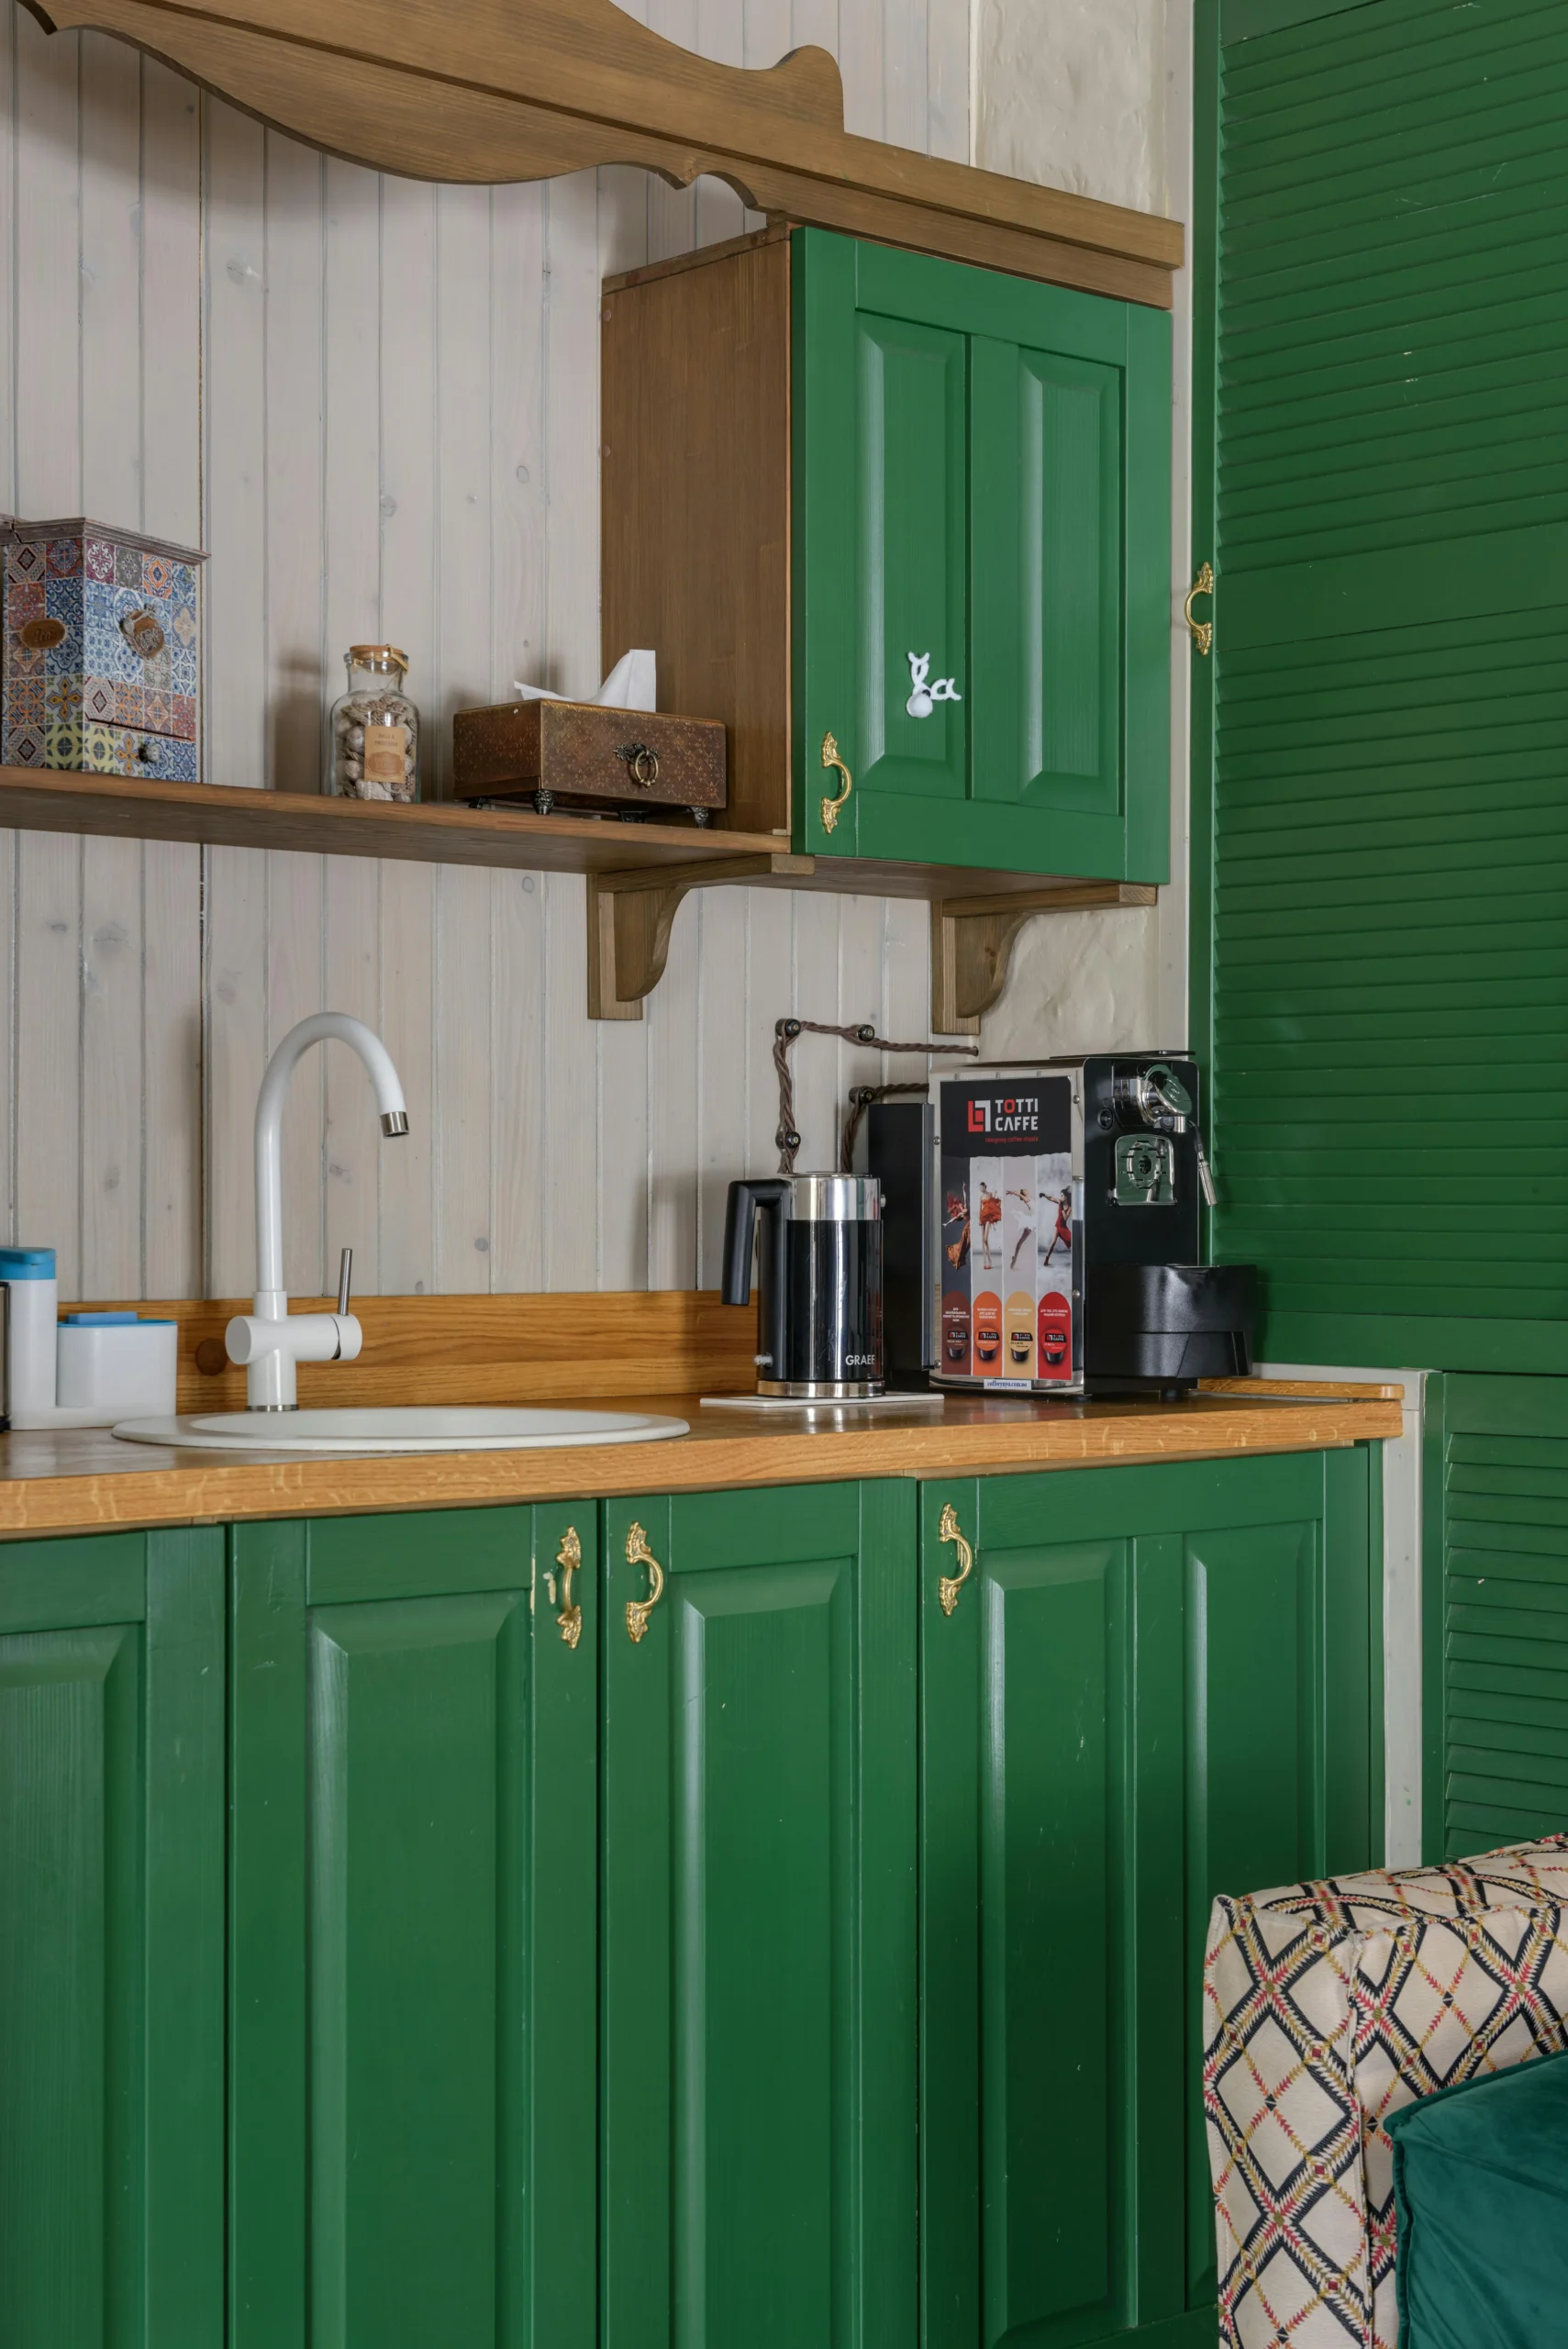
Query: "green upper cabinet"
0 1528 225 2349
598 1481 918 2349
919 1449 1380 2349
228 1503 598 2349
601 225 1172 885
795 232 1171 876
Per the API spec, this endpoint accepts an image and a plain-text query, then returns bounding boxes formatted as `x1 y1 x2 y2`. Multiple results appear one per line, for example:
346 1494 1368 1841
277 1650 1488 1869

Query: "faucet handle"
337 1246 353 1317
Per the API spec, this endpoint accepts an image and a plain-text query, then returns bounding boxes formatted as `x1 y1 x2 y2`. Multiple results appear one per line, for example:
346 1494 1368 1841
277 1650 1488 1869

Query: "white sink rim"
113 1405 690 1453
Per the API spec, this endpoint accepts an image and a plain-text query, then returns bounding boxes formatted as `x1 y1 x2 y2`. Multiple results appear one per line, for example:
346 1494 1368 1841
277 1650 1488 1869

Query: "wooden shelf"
0 766 1154 1024
32 0 1183 306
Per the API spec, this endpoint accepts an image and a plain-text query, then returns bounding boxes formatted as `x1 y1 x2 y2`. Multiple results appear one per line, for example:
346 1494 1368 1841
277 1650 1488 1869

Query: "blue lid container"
0 1247 56 1280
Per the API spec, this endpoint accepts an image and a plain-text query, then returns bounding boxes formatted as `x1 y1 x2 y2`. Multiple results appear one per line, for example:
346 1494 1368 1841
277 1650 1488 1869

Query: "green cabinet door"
919 1448 1380 2349
229 1503 598 2349
794 230 1171 881
0 1528 225 2349
600 1481 918 2349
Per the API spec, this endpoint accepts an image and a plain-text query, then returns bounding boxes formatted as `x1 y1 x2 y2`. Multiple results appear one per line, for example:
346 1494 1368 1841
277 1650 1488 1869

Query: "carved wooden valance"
25 0 1184 304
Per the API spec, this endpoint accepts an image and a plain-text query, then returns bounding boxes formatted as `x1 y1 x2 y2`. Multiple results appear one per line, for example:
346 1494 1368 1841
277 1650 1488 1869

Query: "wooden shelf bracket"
929 882 1157 1034
588 852 814 1018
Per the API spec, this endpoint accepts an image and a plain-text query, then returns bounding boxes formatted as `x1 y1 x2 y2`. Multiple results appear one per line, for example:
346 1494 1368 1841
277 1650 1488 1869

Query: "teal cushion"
1387 2044 1568 2349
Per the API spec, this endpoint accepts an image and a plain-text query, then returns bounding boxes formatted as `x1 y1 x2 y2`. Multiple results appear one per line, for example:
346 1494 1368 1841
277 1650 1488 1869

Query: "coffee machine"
721 1174 884 1398
867 1055 1255 1397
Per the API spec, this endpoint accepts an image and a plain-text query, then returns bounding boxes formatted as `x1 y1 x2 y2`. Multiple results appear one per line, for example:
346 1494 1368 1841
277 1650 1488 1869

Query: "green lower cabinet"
0 1450 1382 2349
599 1482 918 2349
228 1502 598 2349
919 1449 1380 2349
0 1527 225 2349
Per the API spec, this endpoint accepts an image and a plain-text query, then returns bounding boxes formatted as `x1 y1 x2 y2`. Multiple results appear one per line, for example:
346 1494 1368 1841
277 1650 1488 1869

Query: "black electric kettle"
721 1174 884 1398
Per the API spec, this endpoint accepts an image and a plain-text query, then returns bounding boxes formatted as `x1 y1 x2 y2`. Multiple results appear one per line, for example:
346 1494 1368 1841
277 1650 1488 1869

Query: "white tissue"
513 649 656 713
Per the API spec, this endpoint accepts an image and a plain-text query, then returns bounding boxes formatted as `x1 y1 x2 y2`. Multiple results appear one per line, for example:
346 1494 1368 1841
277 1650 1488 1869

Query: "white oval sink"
113 1406 690 1453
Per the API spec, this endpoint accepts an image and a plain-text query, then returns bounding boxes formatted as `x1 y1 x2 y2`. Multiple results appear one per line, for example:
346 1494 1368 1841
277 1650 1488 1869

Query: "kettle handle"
722 1180 790 1377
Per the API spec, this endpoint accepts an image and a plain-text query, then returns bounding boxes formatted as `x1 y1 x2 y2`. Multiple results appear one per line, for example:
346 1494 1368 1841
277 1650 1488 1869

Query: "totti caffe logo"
967 1092 1040 1137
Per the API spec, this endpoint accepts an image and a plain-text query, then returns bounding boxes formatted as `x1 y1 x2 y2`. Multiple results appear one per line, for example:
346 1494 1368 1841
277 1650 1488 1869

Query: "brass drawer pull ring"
625 1520 665 1643
819 730 852 835
617 741 660 786
556 1525 584 1648
1184 562 1214 656
938 1501 974 1617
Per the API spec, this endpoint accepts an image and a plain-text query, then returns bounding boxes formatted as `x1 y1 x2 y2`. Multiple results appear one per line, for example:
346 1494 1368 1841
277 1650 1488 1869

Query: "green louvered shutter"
1431 1375 1568 1857
1198 0 1568 1373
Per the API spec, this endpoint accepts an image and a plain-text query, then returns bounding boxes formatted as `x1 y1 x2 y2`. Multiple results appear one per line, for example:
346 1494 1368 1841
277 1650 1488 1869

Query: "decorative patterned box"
1 516 204 782
1204 1833 1568 2349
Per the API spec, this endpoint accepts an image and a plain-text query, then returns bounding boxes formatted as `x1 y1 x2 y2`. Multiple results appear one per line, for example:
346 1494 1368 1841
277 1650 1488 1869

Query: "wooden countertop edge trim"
0 1400 1404 1538
1197 1377 1407 1403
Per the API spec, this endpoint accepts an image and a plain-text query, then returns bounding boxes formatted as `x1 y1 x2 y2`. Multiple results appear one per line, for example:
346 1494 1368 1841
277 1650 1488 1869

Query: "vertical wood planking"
376 857 435 1294
263 131 325 796
695 885 748 1287
0 0 944 1299
432 863 494 1289
434 184 493 793
645 885 699 1289
76 33 146 1294
264 849 325 1294
139 50 202 1300
15 833 83 1290
81 838 143 1295
139 58 201 543
0 7 16 517
15 10 80 511
788 890 842 1173
746 886 793 1182
142 842 201 1296
539 873 599 1289
204 99 266 790
323 856 381 1292
490 869 545 1293
205 845 267 1295
78 32 141 526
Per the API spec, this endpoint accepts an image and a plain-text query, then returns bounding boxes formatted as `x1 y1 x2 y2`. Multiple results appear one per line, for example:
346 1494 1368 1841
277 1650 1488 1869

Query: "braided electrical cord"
773 1018 978 1174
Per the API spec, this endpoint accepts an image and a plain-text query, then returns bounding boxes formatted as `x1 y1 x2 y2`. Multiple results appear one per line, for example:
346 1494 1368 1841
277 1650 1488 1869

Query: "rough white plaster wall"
974 0 1168 213
982 906 1163 1058
975 0 1193 1064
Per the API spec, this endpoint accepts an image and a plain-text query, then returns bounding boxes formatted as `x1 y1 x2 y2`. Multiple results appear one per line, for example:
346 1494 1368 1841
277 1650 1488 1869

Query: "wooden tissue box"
452 698 726 820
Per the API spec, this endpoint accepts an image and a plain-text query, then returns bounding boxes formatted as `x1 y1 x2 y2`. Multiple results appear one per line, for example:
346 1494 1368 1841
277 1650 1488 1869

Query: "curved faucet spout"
253 1013 408 1309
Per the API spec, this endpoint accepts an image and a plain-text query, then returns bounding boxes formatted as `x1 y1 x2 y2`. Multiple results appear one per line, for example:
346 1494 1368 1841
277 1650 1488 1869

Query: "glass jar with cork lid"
327 645 420 800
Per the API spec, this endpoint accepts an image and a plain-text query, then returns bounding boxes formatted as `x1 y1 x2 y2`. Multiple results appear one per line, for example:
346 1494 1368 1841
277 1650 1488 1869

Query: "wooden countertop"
0 1388 1403 1540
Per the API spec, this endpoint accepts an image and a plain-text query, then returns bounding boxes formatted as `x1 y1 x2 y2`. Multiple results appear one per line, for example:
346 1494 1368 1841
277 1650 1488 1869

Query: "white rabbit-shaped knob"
906 651 934 718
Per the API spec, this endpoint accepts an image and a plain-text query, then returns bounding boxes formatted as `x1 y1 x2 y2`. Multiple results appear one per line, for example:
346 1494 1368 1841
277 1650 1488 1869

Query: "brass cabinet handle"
1184 562 1214 656
625 1520 666 1643
819 730 852 835
938 1502 974 1617
555 1525 584 1648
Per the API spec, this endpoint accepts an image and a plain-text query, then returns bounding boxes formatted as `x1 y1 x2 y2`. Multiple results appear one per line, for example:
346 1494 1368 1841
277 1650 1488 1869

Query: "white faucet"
224 1013 408 1408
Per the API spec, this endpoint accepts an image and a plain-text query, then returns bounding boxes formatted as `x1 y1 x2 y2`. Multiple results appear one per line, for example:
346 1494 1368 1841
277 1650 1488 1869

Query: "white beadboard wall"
0 0 968 1301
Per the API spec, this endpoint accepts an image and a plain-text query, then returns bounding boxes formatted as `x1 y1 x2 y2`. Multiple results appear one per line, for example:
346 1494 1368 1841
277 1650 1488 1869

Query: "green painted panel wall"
1425 1375 1568 1859
1195 0 1568 1366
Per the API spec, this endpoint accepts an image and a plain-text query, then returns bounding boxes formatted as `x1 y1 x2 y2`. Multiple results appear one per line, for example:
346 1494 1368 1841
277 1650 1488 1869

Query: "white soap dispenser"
0 1247 178 1430
0 1245 64 1427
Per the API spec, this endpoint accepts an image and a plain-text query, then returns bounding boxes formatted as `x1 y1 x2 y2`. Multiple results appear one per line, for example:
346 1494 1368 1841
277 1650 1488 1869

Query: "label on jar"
362 723 408 787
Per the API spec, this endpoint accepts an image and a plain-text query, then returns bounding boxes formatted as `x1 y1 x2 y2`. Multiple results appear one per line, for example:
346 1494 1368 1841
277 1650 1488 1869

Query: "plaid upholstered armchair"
1203 1835 1568 2349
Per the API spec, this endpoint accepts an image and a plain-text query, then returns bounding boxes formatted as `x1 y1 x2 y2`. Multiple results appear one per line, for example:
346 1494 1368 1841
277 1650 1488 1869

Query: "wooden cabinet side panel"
601 236 793 837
